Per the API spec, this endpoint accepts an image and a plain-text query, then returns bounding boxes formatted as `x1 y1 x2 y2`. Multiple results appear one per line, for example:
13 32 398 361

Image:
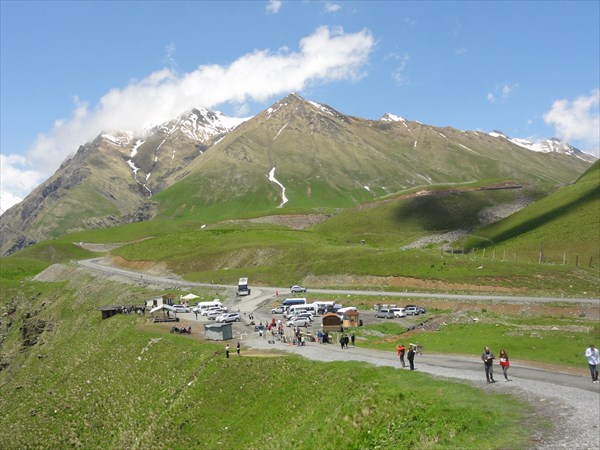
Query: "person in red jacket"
396 343 406 367
499 349 511 381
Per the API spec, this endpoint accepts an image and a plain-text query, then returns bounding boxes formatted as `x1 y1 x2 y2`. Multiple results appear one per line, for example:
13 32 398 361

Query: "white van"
193 300 226 315
285 303 317 318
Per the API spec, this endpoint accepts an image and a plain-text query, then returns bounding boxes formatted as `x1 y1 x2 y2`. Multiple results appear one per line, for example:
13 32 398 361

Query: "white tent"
181 293 199 300
150 304 177 314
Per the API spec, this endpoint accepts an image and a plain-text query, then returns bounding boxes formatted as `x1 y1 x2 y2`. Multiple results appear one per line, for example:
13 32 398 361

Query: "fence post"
563 253 566 265
589 257 593 268
576 255 579 266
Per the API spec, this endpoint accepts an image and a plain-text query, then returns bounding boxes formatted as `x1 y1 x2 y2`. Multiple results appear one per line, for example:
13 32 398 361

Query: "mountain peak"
380 113 406 122
489 132 597 163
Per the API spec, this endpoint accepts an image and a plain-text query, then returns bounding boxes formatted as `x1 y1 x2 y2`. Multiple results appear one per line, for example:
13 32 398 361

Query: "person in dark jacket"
407 345 416 370
481 346 495 383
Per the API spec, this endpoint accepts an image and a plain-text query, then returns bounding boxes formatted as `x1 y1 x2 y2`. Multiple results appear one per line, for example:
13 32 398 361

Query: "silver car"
286 317 309 327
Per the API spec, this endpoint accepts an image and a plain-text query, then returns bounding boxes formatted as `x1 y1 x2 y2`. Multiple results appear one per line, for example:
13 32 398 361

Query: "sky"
1 0 599 212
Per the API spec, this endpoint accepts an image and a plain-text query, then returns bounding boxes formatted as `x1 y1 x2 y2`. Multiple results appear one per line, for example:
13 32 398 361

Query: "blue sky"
1 0 599 211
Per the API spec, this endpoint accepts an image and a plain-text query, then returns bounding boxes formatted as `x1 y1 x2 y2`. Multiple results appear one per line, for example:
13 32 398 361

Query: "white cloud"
502 83 518 99
0 154 46 211
265 0 281 14
544 89 600 155
454 47 466 55
325 2 341 12
2 26 374 205
163 42 177 70
487 82 518 104
392 53 410 85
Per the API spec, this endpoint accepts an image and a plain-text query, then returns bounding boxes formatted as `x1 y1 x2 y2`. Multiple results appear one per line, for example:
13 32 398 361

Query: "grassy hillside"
463 161 600 264
0 274 532 449
5 175 598 297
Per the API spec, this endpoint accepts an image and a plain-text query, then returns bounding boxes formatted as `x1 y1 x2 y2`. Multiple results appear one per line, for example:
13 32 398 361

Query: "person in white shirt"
585 344 599 383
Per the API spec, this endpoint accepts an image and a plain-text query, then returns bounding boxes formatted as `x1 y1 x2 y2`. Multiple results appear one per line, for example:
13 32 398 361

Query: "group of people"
170 326 192 334
396 343 417 370
482 344 599 384
481 346 511 383
225 342 242 358
339 333 355 349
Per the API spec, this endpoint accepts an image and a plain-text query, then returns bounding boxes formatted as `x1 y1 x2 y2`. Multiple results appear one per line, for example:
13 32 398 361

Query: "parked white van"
285 303 317 318
193 300 226 315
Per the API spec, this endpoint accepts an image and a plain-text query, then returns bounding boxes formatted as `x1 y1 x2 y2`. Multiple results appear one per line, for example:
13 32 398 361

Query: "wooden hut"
321 313 342 332
204 322 233 341
339 308 360 328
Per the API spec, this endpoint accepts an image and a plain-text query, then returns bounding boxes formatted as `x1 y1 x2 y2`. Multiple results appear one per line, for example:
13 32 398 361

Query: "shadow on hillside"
468 186 599 248
394 192 485 231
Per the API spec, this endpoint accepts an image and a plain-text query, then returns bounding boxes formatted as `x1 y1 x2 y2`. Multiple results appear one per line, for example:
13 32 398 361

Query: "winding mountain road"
78 257 599 304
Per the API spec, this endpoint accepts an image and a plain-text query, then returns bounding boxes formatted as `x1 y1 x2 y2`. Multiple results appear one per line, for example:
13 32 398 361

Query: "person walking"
351 333 356 347
585 343 599 383
225 344 230 359
236 341 241 356
407 345 415 370
397 343 406 368
498 349 511 381
481 346 495 383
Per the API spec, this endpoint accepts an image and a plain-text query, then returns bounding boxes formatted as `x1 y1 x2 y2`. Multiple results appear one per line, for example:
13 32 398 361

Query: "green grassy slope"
0 276 532 449
464 161 600 264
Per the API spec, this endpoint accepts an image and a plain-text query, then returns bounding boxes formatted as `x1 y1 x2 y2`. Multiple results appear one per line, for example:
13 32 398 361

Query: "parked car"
290 285 307 293
391 308 406 318
375 309 394 319
200 305 227 316
405 306 420 316
291 312 313 322
286 317 309 327
217 312 241 323
206 310 225 320
173 304 191 313
271 306 285 314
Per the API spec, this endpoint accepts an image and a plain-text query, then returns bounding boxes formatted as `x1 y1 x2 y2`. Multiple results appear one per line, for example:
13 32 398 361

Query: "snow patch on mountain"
274 123 288 140
458 143 477 154
489 131 596 162
307 100 337 117
380 113 406 122
267 167 288 208
130 139 144 157
267 103 287 119
101 131 133 147
153 108 247 143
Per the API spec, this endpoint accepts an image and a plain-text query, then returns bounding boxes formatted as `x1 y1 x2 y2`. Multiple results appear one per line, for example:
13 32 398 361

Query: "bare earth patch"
303 274 527 294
